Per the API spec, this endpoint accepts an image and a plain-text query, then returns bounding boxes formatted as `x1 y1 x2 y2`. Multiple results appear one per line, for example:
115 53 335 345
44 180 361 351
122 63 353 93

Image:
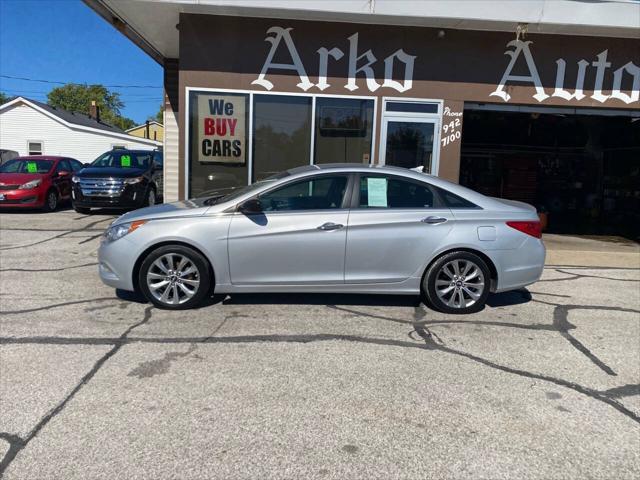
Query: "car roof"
14 156 65 161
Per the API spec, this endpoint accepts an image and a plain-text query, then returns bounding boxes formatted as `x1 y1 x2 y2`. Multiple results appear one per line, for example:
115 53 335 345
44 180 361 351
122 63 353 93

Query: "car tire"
423 251 491 314
42 189 58 212
138 244 212 310
145 186 156 207
73 204 91 214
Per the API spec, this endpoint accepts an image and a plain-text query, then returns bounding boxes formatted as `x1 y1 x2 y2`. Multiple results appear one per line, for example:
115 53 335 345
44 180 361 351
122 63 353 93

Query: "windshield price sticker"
26 161 38 173
121 155 131 167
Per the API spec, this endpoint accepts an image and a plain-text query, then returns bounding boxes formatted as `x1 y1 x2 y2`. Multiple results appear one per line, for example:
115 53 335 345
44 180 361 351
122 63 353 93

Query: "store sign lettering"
252 27 416 93
491 40 640 104
198 96 245 164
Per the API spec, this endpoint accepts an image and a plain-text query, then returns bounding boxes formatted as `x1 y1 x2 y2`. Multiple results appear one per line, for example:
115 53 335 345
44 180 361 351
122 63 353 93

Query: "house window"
27 141 43 155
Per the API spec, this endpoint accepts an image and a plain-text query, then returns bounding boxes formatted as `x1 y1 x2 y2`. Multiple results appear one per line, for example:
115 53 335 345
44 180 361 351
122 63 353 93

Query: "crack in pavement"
538 268 639 283
1 297 120 315
0 262 98 273
0 218 113 251
0 306 155 478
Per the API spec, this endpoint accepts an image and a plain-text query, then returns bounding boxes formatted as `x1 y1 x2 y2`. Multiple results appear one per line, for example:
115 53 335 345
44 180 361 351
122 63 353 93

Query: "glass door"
381 117 438 173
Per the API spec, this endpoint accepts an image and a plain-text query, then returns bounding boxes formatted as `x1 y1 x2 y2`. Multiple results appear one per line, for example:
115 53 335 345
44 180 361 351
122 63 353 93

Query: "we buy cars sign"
197 94 246 164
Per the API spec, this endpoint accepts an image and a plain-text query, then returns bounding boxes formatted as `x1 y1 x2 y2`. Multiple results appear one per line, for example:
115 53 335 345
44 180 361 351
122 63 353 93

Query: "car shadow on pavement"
116 289 532 309
486 289 532 308
222 293 423 307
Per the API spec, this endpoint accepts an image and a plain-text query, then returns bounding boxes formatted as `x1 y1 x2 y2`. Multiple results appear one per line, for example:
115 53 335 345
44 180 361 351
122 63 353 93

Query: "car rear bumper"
491 237 546 292
0 189 45 207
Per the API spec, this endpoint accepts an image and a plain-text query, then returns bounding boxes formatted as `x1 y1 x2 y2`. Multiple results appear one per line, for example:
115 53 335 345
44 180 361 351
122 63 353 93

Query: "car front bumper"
72 183 147 209
98 236 139 291
0 188 45 208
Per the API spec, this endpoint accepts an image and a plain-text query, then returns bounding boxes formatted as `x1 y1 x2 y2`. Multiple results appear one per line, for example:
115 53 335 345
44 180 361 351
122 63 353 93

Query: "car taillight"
506 221 542 238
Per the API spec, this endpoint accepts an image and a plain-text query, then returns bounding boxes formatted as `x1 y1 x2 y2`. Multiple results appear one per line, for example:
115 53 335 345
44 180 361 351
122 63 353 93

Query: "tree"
0 92 14 105
47 84 135 131
154 104 164 124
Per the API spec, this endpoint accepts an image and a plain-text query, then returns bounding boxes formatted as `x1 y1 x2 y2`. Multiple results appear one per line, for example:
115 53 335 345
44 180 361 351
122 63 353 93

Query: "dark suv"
71 149 163 214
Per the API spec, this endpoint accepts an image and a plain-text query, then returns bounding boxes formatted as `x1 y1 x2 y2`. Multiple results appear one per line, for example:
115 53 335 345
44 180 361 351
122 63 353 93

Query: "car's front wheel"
138 245 212 310
423 251 491 314
42 189 58 212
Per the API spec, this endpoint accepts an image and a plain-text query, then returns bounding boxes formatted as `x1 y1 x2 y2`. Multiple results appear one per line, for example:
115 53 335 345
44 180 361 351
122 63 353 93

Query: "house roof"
0 97 162 146
23 98 126 134
126 120 163 132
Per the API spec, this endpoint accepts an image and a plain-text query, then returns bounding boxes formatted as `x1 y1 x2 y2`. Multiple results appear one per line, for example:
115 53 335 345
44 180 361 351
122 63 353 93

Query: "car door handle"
421 216 447 224
317 222 344 231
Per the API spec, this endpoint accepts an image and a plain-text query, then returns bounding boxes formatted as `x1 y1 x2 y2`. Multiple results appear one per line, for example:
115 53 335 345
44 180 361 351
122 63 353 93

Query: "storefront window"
252 95 312 182
188 91 249 197
314 98 374 164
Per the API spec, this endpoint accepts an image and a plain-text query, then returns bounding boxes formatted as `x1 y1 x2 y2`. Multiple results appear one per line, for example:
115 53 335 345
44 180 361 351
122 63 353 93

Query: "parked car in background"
98 164 545 313
0 156 84 211
0 149 19 165
71 149 163 214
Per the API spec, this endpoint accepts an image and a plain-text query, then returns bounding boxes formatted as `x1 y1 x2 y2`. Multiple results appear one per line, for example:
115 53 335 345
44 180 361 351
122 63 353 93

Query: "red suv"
0 156 85 211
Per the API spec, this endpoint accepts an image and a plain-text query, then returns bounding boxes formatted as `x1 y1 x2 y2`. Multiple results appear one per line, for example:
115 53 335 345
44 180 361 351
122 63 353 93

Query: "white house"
0 97 162 163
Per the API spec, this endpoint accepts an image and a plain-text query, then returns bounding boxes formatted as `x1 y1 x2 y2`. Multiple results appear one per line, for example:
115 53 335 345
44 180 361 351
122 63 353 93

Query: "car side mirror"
239 198 262 214
83 163 91 168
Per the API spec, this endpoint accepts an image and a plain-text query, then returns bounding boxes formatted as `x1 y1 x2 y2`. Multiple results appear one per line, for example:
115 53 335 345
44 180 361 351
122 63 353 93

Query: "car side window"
259 176 349 212
358 175 437 209
434 186 480 209
69 159 84 172
56 159 71 173
153 152 163 167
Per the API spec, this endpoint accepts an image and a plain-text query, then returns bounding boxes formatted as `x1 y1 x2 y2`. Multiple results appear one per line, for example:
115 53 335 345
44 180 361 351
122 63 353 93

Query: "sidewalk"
543 234 640 268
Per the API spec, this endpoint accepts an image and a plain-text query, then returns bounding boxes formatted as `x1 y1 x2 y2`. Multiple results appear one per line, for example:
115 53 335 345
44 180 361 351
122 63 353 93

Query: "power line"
0 74 163 89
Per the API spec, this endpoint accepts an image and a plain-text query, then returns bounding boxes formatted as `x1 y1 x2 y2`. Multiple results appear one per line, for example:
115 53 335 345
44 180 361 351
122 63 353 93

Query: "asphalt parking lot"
0 208 639 479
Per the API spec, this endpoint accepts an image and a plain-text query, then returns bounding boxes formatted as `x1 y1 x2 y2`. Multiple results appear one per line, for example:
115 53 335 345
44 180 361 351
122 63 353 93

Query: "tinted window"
69 159 84 172
359 175 436 209
435 186 479 209
56 160 71 173
153 152 163 166
0 159 53 173
259 176 348 211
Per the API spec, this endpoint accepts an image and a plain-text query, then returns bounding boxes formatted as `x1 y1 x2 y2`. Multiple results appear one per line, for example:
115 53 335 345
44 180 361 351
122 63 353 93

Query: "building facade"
0 97 162 163
126 120 164 141
85 0 640 237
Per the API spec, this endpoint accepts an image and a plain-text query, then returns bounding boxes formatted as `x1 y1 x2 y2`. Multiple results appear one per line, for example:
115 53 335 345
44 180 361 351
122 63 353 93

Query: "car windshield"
202 171 290 205
91 151 152 169
0 159 54 174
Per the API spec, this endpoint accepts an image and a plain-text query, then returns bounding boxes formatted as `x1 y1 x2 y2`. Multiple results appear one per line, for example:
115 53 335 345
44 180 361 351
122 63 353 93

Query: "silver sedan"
98 164 545 313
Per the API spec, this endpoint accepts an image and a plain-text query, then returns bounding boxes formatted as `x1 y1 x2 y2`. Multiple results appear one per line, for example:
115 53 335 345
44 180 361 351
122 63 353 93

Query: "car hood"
78 167 147 178
0 173 46 185
112 198 212 225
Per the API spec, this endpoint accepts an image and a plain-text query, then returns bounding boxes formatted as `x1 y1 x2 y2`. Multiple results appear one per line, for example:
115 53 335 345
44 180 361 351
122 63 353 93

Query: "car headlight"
19 179 42 190
71 175 80 183
102 220 147 243
124 177 144 185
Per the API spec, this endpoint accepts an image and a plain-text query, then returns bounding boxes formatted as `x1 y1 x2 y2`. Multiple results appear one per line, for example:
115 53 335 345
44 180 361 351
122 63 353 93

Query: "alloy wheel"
434 259 485 309
146 253 200 305
47 192 57 211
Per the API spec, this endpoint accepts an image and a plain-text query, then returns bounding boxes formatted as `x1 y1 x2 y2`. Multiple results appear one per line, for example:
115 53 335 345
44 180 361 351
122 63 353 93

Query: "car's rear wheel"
138 245 212 310
42 189 58 212
423 251 490 314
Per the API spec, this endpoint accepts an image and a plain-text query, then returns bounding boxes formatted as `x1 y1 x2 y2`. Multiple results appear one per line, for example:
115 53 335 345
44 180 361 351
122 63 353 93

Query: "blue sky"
0 0 162 124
